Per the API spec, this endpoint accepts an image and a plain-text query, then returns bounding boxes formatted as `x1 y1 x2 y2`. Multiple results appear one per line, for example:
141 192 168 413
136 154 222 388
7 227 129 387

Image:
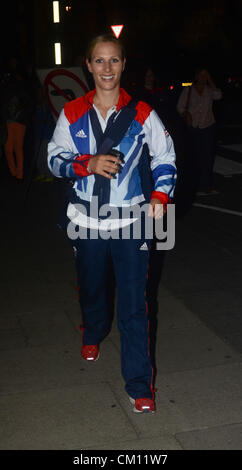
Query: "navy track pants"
70 226 154 399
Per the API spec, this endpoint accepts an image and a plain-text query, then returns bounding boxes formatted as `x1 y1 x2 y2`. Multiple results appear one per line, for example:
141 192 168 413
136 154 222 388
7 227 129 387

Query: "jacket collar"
86 88 132 112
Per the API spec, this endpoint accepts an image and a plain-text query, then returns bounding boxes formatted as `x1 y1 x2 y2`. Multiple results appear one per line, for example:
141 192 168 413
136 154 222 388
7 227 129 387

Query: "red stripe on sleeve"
73 154 93 177
151 191 171 207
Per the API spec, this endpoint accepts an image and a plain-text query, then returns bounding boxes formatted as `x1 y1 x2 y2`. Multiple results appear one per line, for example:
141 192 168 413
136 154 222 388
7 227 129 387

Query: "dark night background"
0 0 242 88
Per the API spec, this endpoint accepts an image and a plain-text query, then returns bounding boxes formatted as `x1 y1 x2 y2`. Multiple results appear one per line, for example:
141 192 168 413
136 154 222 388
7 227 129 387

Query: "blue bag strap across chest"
89 101 137 208
89 107 116 152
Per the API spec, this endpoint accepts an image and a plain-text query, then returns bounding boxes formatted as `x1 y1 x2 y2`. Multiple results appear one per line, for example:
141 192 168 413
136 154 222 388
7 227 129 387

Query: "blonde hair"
86 34 125 63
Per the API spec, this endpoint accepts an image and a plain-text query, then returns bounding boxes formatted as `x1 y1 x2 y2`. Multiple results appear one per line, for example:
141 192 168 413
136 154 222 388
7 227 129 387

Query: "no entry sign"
37 67 89 119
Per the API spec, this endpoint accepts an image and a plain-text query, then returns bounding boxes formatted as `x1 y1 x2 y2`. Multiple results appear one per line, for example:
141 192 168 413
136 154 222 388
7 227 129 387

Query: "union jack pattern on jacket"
47 88 177 207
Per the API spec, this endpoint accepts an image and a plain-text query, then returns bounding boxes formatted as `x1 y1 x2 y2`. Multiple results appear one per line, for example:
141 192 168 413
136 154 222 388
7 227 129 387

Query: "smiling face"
86 41 126 93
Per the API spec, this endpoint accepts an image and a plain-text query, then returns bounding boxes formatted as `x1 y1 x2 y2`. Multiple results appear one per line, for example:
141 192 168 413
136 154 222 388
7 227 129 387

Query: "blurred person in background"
135 67 167 111
177 67 222 196
2 57 32 180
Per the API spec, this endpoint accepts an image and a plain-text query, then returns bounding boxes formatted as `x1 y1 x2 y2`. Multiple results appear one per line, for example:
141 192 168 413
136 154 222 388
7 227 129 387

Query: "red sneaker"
81 345 99 362
129 396 155 413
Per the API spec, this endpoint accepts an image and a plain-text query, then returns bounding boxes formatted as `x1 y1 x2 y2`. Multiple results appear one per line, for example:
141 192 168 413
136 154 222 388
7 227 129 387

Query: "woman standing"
48 34 176 413
177 67 222 196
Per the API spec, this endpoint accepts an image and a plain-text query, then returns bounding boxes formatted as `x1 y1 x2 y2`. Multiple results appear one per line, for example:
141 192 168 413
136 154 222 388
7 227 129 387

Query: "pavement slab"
88 435 183 450
156 322 241 374
156 293 203 330
0 337 122 395
176 423 242 450
159 362 242 431
0 384 137 450
0 280 78 315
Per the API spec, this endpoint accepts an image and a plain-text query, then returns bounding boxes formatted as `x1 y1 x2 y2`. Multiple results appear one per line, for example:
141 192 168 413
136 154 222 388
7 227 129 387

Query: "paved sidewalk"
1 173 242 450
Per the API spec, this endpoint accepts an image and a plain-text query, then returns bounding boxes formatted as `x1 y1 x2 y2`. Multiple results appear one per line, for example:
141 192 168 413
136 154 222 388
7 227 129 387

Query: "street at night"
0 0 242 458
